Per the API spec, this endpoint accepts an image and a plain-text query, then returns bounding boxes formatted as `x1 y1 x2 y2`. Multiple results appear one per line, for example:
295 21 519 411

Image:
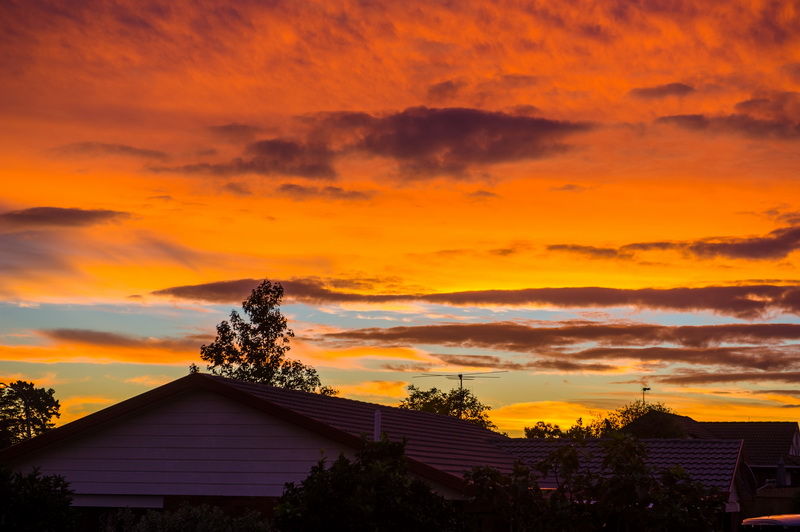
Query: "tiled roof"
214 376 517 478
622 411 718 439
492 438 743 492
698 422 800 466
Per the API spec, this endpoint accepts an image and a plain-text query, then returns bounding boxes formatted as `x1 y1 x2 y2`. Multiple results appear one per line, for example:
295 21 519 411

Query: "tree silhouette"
200 279 336 395
0 380 61 447
399 385 499 431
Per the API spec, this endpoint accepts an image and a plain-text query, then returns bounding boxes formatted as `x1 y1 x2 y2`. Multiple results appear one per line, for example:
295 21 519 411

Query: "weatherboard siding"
12 389 349 500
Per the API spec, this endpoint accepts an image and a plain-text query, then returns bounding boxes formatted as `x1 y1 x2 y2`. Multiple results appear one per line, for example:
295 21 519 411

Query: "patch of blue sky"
0 301 224 344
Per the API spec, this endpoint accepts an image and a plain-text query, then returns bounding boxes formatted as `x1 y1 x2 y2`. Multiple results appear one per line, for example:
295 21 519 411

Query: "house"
623 412 800 488
0 373 752 526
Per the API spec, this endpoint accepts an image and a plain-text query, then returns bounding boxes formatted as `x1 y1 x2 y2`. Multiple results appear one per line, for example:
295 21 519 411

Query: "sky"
1 0 799 436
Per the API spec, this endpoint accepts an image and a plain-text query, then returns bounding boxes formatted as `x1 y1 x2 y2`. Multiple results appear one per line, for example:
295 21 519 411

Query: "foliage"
200 279 336 395
524 421 564 439
464 462 546 531
273 437 460 531
398 385 499 431
0 380 61 446
0 466 74 532
525 400 675 439
468 433 724 531
102 503 269 532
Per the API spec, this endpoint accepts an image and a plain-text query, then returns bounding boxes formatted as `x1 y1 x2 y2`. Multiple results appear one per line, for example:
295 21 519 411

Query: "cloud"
657 371 800 385
426 79 467 102
628 83 695 99
50 142 168 159
325 322 800 354
38 329 212 352
151 278 800 319
550 184 586 192
546 244 631 259
0 207 131 230
657 114 800 140
156 139 337 179
208 123 263 143
550 224 800 261
278 183 374 201
433 353 615 372
323 106 592 177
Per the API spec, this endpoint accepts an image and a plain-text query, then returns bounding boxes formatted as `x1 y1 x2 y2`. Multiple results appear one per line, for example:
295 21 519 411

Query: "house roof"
0 373 516 493
492 438 744 493
622 411 718 439
698 422 800 467
0 373 751 497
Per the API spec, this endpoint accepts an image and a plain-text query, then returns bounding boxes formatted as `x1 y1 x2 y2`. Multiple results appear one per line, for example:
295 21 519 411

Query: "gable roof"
622 411 718 439
698 421 800 467
492 438 745 493
0 373 516 493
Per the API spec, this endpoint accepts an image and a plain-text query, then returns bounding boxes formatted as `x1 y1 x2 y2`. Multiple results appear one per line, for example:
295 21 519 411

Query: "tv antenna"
413 370 507 390
642 386 651 402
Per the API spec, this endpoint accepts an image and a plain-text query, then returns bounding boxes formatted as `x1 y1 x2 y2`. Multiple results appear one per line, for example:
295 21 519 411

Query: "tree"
398 385 499 431
272 437 460 531
525 400 675 439
102 503 269 532
199 280 336 395
0 380 61 447
0 466 74 532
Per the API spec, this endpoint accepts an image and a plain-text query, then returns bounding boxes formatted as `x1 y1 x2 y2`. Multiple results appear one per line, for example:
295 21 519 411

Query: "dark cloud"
546 244 631 259
155 139 337 179
550 184 586 192
553 224 800 261
379 363 437 372
50 142 168 159
657 371 800 385
466 190 499 200
38 328 211 351
426 79 467 102
151 278 800 319
208 123 263 144
0 207 130 229
629 83 694 99
657 109 800 140
155 107 591 180
0 231 75 276
433 353 615 372
325 322 800 354
278 183 374 201
687 226 800 260
321 106 592 177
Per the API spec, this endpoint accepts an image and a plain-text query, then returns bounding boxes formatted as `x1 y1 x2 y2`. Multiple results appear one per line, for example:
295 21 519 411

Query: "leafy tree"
398 385 499 431
273 437 460 531
524 421 563 439
200 279 336 395
0 466 74 532
525 400 675 439
0 380 61 446
102 503 269 532
464 462 546 531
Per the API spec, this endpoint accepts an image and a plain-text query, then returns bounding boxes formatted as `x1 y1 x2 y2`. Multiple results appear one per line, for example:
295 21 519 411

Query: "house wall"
9 389 353 506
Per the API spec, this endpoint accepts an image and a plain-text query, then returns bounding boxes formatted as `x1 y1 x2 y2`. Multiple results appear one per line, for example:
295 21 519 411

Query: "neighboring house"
0 373 752 525
624 411 800 489
495 438 754 515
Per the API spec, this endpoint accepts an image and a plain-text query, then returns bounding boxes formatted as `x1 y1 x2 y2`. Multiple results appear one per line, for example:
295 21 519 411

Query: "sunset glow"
2 0 799 435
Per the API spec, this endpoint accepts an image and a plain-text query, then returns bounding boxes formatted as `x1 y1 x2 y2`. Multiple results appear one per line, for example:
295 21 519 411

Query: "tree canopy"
398 385 499 431
0 467 74 532
525 400 675 439
0 380 61 447
199 280 336 395
273 437 460 531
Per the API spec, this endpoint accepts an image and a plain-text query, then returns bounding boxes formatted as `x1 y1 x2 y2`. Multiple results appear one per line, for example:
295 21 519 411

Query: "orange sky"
1 0 799 435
